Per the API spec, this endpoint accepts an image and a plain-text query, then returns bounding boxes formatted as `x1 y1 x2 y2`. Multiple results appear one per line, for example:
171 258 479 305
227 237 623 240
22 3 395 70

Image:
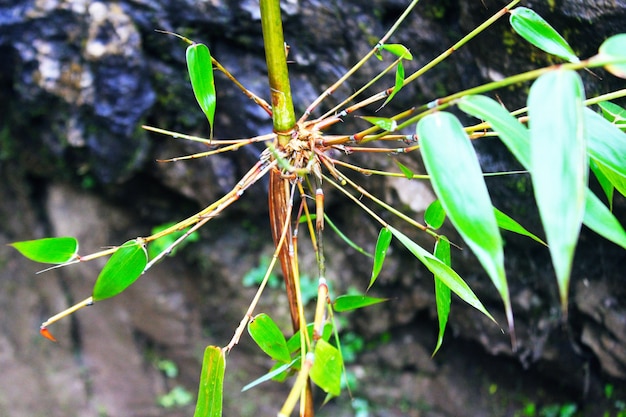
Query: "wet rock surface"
1 1 625 416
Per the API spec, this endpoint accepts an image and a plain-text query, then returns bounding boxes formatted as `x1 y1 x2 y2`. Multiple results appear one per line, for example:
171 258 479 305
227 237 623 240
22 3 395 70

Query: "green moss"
422 0 452 20
503 30 518 55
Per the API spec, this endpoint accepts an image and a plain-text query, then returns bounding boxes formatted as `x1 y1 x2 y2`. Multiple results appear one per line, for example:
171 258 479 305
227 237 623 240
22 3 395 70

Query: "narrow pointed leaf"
187 43 216 135
528 69 587 311
268 361 290 382
598 34 626 79
458 95 530 168
381 44 413 60
242 358 298 392
369 227 392 289
360 116 397 132
509 7 579 63
462 95 625 255
193 346 225 417
248 313 291 363
594 160 626 197
417 112 510 328
590 159 614 208
310 339 342 397
381 60 405 108
9 237 78 264
583 190 626 250
301 214 372 258
324 214 373 258
395 160 414 179
432 236 451 355
333 294 388 312
424 199 446 229
494 207 546 246
584 107 626 179
92 240 148 301
388 226 495 322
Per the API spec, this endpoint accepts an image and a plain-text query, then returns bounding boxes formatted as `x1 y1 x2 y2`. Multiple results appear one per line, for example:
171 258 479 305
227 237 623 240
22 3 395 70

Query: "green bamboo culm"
260 0 296 147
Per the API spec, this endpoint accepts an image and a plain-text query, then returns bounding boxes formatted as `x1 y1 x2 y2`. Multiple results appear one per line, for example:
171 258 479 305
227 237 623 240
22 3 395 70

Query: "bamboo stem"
260 3 317 415
260 0 296 145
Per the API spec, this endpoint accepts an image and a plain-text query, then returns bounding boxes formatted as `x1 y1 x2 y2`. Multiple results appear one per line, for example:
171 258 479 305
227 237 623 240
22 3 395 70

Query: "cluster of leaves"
8 1 626 416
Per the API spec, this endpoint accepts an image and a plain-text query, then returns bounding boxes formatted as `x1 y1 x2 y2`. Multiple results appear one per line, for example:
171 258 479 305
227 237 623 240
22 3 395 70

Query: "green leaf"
424 199 446 229
9 237 78 264
369 227 392 289
380 44 413 60
584 108 626 180
388 225 495 322
583 189 626 250
460 96 626 200
433 237 451 267
417 112 509 328
381 60 405 108
458 95 530 168
158 385 194 408
598 34 626 79
193 346 225 417
248 313 291 363
242 358 298 392
395 160 414 179
324 214 373 258
187 43 216 137
148 222 199 259
286 323 332 354
432 236 451 356
599 101 626 127
509 7 579 63
92 240 148 301
359 116 397 132
333 294 388 312
594 159 626 197
157 359 179 378
310 339 342 397
301 214 373 258
528 69 587 311
267 360 291 382
494 207 547 246
590 159 614 208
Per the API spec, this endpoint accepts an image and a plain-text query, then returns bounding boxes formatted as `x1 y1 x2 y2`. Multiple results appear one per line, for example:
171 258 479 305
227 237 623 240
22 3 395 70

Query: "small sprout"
378 44 413 60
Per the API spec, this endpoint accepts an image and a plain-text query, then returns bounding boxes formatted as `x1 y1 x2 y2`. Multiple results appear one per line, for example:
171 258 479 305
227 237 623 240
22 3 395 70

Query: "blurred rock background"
0 0 625 416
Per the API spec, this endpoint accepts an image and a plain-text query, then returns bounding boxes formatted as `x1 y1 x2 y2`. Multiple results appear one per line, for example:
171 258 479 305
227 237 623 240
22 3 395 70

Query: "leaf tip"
40 326 57 342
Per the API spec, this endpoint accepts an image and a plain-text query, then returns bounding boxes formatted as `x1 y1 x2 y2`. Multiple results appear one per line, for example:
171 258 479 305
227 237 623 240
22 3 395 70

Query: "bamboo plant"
9 0 626 415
